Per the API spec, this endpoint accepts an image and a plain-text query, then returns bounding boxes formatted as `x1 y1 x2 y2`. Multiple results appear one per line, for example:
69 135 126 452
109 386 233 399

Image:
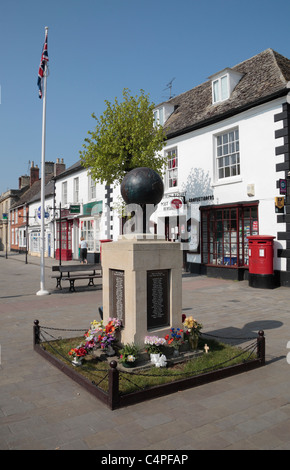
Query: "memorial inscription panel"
111 269 125 326
147 269 170 329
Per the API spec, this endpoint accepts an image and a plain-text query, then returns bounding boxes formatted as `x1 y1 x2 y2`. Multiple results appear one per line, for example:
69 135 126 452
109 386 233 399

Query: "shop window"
201 204 258 267
81 219 94 252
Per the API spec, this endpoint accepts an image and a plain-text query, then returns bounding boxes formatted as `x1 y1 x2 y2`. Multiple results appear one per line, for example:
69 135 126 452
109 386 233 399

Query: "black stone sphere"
121 167 164 206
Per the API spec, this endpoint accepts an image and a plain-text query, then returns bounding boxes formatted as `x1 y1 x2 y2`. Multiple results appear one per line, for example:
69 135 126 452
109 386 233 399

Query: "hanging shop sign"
275 196 285 210
69 204 80 214
37 206 49 219
279 179 287 195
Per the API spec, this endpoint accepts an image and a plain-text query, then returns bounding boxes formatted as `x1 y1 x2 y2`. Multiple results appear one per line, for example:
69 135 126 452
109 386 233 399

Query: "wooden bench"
51 264 102 292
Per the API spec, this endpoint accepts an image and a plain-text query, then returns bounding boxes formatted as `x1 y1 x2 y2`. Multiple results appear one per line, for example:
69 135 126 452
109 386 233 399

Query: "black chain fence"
33 320 266 410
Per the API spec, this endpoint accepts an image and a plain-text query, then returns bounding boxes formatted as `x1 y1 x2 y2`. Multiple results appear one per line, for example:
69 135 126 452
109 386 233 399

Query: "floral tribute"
68 318 122 363
144 335 166 354
165 328 184 350
183 316 202 337
119 343 139 366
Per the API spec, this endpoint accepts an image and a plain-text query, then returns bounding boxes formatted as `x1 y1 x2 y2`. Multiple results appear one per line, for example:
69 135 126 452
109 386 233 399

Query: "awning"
83 201 103 216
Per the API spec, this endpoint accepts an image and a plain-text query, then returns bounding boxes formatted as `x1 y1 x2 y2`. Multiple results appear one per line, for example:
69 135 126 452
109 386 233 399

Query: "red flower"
76 347 87 357
105 321 115 335
165 334 169 341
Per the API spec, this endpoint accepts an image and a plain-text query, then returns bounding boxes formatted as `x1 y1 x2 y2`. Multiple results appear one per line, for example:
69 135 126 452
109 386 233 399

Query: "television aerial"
163 77 176 99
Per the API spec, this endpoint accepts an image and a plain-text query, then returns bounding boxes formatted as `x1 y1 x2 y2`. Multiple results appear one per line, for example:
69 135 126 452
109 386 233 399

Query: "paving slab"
1 253 290 450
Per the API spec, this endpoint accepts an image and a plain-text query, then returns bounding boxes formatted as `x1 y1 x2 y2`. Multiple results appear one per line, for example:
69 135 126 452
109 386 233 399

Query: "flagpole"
37 26 50 296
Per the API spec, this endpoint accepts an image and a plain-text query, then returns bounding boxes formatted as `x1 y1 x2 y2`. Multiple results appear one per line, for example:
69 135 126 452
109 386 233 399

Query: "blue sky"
1 0 290 193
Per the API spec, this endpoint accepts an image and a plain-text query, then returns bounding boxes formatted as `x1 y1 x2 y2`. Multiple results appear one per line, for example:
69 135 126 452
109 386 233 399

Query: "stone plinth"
101 234 183 346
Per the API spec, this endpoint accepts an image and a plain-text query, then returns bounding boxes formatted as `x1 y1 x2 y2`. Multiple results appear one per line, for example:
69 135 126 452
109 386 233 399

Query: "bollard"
108 360 119 410
33 319 40 347
257 330 265 365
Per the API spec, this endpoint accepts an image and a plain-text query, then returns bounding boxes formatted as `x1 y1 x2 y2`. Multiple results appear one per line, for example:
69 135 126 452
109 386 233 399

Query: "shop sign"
70 204 80 214
275 197 285 210
2 213 8 220
279 179 287 195
171 198 183 209
37 207 49 219
188 195 214 203
160 197 184 212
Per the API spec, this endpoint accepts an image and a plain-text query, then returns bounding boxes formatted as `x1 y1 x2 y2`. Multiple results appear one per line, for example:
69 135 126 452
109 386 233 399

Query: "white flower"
127 355 135 363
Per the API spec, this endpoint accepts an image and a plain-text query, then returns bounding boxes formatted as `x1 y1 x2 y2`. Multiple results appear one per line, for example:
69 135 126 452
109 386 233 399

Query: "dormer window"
154 107 164 126
213 75 229 103
210 68 243 105
153 103 175 127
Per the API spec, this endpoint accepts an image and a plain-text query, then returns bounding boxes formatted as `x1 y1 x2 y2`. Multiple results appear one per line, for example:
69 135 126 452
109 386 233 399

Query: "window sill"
212 176 242 187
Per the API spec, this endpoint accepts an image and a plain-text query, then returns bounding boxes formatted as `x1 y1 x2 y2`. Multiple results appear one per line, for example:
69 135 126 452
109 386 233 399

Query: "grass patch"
41 335 257 395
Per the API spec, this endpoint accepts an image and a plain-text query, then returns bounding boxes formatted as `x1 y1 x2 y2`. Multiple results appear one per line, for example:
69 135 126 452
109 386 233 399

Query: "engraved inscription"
111 269 125 326
147 270 169 329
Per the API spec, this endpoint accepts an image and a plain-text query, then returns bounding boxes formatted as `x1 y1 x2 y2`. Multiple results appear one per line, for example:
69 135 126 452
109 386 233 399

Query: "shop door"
56 220 73 261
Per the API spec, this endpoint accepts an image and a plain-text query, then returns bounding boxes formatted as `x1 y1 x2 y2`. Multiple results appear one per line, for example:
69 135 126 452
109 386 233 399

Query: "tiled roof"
11 175 54 209
162 49 290 138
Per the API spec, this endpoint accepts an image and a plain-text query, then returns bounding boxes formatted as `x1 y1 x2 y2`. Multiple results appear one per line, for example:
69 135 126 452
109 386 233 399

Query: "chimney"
18 175 30 189
45 161 54 175
54 158 66 177
30 161 40 187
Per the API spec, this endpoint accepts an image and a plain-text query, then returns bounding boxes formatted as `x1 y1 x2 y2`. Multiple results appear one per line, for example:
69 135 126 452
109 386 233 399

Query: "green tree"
79 88 167 185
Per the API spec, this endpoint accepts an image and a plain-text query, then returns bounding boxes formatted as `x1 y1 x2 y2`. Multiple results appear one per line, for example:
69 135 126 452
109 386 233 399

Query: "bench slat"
51 264 102 291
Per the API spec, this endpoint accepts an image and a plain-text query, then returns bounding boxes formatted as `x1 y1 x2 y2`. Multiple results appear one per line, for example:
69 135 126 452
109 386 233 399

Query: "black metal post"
33 320 40 346
59 202 62 266
108 360 119 410
25 210 29 264
257 330 265 365
5 221 8 259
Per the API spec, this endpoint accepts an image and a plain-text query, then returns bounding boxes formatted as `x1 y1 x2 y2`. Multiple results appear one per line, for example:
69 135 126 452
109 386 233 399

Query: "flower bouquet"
144 335 166 354
183 316 202 350
144 335 167 365
69 345 88 366
100 332 116 356
119 343 139 368
165 328 184 356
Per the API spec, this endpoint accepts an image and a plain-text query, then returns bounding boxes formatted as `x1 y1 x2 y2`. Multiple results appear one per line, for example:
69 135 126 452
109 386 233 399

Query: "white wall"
161 97 287 270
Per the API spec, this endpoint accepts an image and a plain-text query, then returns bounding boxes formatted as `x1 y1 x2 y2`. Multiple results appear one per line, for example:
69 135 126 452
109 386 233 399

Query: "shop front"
55 218 73 261
80 201 103 263
200 202 259 279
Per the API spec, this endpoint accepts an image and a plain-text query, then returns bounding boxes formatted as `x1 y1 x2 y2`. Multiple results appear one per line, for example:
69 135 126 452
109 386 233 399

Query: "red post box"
247 235 276 289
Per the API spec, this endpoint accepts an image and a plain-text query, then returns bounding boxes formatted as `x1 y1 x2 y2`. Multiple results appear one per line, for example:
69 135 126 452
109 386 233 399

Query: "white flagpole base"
36 289 50 296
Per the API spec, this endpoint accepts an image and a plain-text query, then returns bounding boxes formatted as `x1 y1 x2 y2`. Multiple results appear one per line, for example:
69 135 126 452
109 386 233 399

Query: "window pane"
213 80 219 102
216 128 240 180
221 76 228 100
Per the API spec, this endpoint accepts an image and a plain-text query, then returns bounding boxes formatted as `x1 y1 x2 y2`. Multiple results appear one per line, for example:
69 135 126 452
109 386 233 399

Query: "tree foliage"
79 88 167 185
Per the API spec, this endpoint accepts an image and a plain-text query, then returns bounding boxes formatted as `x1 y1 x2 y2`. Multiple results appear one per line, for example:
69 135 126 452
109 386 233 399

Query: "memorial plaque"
111 269 125 326
147 270 170 329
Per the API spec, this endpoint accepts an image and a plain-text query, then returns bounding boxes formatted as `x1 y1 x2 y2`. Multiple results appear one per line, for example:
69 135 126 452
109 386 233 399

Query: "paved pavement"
1 252 290 450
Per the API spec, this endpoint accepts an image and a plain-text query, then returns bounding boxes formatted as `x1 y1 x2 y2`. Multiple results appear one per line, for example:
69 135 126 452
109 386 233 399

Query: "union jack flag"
37 31 49 99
